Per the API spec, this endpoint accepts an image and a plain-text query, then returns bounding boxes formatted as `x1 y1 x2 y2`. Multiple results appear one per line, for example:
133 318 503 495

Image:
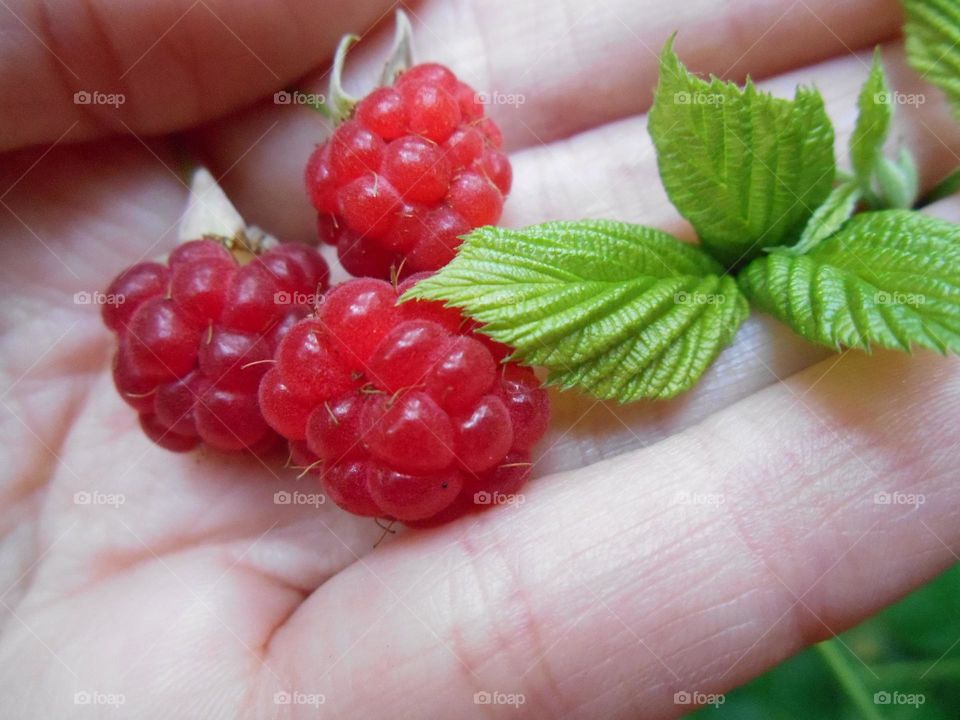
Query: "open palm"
2 0 960 717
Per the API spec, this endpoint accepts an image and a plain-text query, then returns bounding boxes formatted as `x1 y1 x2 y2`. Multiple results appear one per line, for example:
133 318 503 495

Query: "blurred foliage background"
687 563 960 719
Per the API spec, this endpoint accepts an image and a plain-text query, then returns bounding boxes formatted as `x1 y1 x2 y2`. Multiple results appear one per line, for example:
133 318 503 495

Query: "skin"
1 0 959 717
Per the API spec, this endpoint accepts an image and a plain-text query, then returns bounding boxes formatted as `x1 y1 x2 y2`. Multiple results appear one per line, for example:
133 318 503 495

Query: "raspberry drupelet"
102 239 330 453
306 63 512 279
259 275 550 525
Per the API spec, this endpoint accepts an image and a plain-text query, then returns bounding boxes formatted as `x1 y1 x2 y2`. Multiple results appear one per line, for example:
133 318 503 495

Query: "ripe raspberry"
260 275 549 525
102 239 330 453
306 63 512 279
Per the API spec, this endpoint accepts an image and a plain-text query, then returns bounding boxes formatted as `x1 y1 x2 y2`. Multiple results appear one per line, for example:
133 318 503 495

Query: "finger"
536 313 833 476
196 37 951 260
0 0 395 151
264 336 960 719
197 0 901 166
348 0 905 148
509 42 960 233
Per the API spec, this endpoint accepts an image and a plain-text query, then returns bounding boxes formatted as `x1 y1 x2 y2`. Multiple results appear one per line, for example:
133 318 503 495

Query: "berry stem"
380 9 415 86
328 33 361 124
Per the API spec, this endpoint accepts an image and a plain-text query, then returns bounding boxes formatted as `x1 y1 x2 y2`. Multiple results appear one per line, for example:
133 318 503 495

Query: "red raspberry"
102 239 330 453
259 275 549 525
306 63 512 279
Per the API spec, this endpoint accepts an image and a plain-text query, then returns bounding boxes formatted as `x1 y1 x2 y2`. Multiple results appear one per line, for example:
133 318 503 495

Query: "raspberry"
102 238 330 453
306 62 512 279
261 275 549 525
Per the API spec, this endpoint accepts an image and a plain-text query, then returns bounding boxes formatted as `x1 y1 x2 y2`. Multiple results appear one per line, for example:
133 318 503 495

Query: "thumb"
0 0 393 151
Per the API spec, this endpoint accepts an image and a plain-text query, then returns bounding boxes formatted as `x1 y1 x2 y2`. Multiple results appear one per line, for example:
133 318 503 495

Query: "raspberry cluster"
103 239 329 453
306 63 512 279
259 276 549 525
100 27 551 527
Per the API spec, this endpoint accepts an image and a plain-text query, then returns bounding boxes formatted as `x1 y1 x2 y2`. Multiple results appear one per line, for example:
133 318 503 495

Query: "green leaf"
850 49 893 190
847 51 919 209
773 180 862 255
903 0 960 119
874 147 919 209
648 38 836 269
403 220 751 402
739 210 960 352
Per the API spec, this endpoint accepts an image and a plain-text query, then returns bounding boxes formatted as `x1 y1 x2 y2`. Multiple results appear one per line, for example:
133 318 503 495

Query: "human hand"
1 0 959 717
